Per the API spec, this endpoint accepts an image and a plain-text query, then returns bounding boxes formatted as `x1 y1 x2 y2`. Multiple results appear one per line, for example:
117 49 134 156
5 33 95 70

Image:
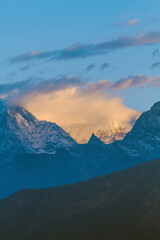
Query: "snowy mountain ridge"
0 100 76 162
0 99 160 165
63 120 133 144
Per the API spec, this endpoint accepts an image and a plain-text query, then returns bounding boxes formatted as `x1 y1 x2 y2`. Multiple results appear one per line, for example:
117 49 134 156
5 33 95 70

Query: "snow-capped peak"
0 100 77 162
63 121 133 144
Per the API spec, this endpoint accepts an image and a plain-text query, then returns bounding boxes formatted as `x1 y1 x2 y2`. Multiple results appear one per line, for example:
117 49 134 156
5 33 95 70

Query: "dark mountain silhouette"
0 158 160 240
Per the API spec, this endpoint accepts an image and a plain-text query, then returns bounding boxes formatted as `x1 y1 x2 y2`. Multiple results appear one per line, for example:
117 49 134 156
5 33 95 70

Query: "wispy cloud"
0 75 140 126
9 30 160 63
151 49 160 69
111 74 160 91
100 63 110 70
1 73 159 125
111 19 141 28
153 49 160 58
125 19 140 26
85 63 96 72
151 62 160 70
1 74 160 104
19 63 32 72
0 75 81 103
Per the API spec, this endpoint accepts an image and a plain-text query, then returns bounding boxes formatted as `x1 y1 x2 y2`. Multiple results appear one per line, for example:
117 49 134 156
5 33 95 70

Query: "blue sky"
1 0 160 115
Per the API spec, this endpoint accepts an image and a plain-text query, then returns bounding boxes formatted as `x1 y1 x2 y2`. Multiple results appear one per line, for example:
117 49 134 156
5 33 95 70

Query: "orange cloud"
24 84 139 127
0 75 140 128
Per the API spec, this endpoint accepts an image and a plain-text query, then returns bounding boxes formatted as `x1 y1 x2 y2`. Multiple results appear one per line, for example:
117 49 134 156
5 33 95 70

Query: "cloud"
0 75 139 127
1 72 160 127
151 62 160 70
85 63 96 72
76 80 110 97
26 90 138 127
0 77 110 104
125 19 140 26
9 30 160 63
100 63 110 70
19 63 32 72
9 43 96 63
151 49 160 69
0 75 81 104
97 31 160 50
2 74 160 105
111 74 160 91
153 49 160 57
112 19 140 28
24 81 138 127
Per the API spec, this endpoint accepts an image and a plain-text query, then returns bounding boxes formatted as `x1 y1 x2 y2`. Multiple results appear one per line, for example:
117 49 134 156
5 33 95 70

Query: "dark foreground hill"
0 159 160 240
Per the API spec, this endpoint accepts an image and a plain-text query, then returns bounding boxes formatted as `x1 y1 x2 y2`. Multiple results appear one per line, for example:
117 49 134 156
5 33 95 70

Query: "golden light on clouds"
25 85 139 127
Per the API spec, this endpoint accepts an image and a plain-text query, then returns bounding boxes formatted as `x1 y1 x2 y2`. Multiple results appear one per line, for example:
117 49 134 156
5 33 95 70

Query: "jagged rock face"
119 102 160 160
0 100 77 162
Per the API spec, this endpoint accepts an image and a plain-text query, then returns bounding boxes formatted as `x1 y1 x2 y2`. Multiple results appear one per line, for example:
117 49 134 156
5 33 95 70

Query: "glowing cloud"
0 75 145 128
24 82 138 127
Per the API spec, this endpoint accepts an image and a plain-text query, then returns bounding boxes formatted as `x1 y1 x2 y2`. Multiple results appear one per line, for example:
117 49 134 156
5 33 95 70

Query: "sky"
1 0 160 126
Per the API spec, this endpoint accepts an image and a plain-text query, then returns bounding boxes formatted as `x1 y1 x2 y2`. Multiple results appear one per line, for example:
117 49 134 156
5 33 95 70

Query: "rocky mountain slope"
119 101 160 160
0 100 76 162
0 101 160 199
0 158 160 240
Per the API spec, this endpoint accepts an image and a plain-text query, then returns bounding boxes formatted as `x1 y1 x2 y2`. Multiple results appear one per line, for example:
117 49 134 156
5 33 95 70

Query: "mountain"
1 101 160 199
63 120 134 144
88 133 105 145
0 99 76 163
0 158 160 240
118 101 160 160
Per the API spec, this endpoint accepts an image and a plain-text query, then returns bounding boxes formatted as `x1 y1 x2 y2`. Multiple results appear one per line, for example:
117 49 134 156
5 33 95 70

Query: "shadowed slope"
0 159 160 240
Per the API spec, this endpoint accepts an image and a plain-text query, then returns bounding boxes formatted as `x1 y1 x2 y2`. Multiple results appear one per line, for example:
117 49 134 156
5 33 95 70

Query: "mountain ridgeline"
0 99 76 162
0 100 160 198
0 158 160 240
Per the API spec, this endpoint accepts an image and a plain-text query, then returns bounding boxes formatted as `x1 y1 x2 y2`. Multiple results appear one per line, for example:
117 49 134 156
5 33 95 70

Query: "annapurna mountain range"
0 99 160 198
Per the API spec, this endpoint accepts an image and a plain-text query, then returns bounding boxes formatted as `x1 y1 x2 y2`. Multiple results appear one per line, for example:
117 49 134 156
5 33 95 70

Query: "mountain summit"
0 100 76 162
